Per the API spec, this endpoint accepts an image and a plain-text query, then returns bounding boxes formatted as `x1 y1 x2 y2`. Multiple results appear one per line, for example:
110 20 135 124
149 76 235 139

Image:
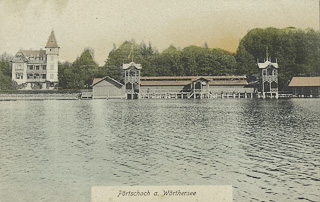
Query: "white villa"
11 31 59 90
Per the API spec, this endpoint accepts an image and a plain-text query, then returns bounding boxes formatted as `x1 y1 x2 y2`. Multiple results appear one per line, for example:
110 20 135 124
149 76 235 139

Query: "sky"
0 0 319 65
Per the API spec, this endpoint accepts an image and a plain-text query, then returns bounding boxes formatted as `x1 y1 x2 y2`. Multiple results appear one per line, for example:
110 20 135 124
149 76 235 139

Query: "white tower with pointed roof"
45 30 59 84
11 31 60 90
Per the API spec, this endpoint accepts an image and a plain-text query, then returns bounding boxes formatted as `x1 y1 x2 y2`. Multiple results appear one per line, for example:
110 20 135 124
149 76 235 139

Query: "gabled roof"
46 30 59 48
208 80 248 86
192 77 211 82
140 80 191 86
258 60 279 69
92 78 103 86
288 77 320 87
92 76 123 87
140 76 248 86
122 62 142 70
140 76 246 80
12 52 26 62
20 50 46 58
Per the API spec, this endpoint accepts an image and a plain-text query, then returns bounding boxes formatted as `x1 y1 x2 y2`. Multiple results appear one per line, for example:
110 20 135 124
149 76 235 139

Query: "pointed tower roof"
45 30 59 48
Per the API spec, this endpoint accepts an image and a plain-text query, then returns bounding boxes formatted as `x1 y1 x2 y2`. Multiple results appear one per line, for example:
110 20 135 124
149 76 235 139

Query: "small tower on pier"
257 58 279 99
121 62 141 99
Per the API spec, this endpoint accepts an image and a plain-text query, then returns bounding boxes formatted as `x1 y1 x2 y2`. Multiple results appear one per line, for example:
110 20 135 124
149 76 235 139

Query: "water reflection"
0 99 319 202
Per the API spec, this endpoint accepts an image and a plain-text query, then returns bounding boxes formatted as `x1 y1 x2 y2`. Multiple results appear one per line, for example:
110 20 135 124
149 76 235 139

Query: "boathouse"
139 76 254 99
92 76 125 99
288 76 320 97
91 62 256 99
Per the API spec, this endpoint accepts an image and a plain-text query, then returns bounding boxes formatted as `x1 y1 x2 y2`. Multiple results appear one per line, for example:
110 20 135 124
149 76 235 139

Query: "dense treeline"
59 49 99 89
236 27 320 89
101 41 237 81
1 27 319 90
98 27 320 90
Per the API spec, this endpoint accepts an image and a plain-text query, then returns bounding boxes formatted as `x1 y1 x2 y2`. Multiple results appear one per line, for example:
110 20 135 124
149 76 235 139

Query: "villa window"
263 70 266 76
42 65 46 70
29 65 33 70
36 65 40 70
42 74 46 79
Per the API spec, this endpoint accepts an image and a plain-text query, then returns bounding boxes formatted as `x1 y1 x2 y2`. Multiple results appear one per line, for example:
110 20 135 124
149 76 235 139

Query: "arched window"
195 82 201 89
267 68 273 75
126 83 132 89
271 81 277 89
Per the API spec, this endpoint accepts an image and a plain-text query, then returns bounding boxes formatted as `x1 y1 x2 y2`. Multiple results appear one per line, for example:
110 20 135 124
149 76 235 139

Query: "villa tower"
11 31 59 90
45 31 59 87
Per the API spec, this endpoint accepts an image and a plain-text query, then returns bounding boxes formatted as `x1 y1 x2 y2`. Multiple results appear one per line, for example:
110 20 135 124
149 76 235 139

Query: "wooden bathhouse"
288 76 320 97
91 62 255 99
139 76 254 99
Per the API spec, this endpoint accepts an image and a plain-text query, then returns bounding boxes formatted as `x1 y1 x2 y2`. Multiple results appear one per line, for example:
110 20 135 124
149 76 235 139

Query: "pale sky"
0 0 318 65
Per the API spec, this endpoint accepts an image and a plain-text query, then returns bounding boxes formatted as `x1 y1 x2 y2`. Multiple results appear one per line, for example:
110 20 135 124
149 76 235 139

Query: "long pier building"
92 62 257 99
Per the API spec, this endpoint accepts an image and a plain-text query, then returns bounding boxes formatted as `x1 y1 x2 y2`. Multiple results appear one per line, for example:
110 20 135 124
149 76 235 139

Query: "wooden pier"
139 90 254 99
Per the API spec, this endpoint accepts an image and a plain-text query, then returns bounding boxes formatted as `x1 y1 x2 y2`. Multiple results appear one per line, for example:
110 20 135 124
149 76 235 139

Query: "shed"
288 77 320 97
92 77 125 99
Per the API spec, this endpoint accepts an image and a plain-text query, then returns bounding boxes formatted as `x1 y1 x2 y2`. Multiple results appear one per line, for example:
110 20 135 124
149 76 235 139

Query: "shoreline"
0 93 317 101
0 93 81 101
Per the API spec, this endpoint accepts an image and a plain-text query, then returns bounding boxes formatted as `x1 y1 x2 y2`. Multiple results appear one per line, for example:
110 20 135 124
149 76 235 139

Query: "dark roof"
46 31 59 48
288 77 320 87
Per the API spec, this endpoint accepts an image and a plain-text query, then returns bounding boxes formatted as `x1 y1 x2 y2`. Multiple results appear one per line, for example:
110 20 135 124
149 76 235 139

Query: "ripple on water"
0 99 319 202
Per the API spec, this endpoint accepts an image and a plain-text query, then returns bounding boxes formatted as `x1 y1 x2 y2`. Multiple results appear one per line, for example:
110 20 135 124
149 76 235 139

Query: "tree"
58 49 99 89
73 48 99 88
0 53 15 90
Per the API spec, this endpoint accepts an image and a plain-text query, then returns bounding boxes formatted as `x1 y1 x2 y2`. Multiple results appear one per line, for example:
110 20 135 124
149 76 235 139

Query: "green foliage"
100 41 134 81
58 49 99 89
237 27 320 90
0 53 15 90
102 42 238 78
2 27 319 91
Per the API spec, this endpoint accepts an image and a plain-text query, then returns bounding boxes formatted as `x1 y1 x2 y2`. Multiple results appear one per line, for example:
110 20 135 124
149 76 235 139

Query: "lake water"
0 99 319 202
